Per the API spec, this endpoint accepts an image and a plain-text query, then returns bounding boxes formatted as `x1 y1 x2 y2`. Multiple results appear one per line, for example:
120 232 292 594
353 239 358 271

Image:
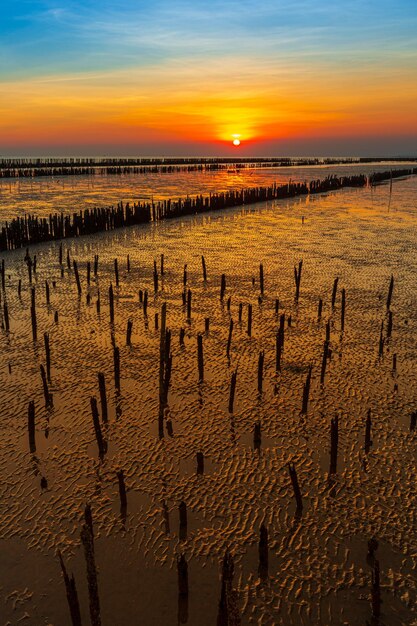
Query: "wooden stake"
288 462 303 511
44 332 51 381
126 319 133 345
226 318 233 358
109 284 114 324
386 275 394 310
228 369 237 413
329 415 338 474
257 351 264 394
91 397 106 458
247 304 252 337
98 372 108 423
331 277 339 308
220 273 226 302
201 255 207 281
28 400 36 453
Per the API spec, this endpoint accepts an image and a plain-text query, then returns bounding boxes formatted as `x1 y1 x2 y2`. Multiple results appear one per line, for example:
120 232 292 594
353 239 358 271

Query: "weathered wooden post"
288 462 303 511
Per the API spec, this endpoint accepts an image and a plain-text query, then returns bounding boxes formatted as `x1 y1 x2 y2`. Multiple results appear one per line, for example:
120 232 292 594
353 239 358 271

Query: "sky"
0 0 417 156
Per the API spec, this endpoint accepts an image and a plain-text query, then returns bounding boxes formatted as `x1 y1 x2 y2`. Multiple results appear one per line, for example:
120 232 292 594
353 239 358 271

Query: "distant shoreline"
1 156 417 179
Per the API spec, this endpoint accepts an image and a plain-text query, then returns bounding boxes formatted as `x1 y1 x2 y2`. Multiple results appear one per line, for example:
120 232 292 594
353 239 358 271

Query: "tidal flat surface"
0 174 416 625
0 162 414 224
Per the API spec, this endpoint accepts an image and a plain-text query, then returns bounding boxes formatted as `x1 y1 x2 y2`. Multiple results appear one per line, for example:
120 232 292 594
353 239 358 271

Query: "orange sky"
1 1 417 155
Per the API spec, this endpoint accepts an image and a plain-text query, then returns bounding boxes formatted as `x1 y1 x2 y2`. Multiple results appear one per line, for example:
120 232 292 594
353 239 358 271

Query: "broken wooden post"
44 332 51 381
386 274 394 309
196 452 204 475
40 364 53 407
177 554 188 596
109 284 114 324
258 524 268 579
73 260 82 295
45 280 50 306
98 372 108 423
320 340 329 385
114 259 119 287
247 304 252 337
80 521 101 626
90 397 106 458
228 369 237 413
58 551 82 626
143 290 148 317
318 298 323 321
331 277 339 308
329 415 339 474
31 287 37 341
117 469 127 511
238 303 243 323
257 351 264 394
326 319 331 343
220 273 226 302
3 301 9 332
387 310 393 338
201 255 207 281
87 261 91 285
294 260 302 301
160 253 164 276
126 319 133 345
276 329 283 372
183 264 187 286
127 254 130 273
28 400 36 453
179 327 185 346
288 462 303 511
371 559 381 619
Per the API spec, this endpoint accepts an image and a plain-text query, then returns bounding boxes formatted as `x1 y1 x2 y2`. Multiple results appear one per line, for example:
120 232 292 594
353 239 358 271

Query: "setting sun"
233 139 241 146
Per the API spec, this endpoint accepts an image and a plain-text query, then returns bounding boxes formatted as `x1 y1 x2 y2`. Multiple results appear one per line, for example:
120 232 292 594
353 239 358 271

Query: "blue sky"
1 0 416 155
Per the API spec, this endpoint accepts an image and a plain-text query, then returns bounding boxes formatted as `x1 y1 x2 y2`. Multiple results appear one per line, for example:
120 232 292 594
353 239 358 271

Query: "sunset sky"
1 0 416 156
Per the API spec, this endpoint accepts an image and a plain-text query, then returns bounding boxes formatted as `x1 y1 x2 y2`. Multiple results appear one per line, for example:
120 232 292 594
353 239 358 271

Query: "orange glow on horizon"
1 57 417 150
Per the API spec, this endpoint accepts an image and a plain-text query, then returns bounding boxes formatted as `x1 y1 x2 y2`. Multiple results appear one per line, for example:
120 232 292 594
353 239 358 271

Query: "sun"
232 134 241 147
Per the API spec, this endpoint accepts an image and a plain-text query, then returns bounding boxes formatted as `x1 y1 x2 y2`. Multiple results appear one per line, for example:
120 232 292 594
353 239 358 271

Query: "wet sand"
0 175 416 625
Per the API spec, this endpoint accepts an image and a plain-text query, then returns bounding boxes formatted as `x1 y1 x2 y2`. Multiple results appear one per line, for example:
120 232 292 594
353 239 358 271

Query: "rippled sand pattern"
0 176 416 625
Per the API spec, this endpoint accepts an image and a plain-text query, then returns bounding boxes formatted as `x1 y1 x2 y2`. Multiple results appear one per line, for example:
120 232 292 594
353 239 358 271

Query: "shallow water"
0 173 416 625
0 161 414 224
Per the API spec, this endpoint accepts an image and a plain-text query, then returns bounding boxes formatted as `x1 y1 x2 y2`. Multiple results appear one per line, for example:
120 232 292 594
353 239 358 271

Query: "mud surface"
0 173 416 625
